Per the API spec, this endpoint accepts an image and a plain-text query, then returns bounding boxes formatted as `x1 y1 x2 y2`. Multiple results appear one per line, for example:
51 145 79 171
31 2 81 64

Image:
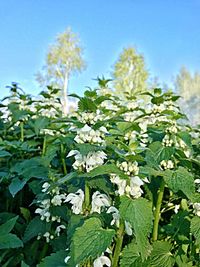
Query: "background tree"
174 66 200 125
36 27 86 114
112 47 148 99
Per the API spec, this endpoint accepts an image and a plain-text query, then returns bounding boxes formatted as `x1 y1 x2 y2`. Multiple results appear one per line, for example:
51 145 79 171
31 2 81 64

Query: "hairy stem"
84 182 90 212
42 136 46 157
61 143 67 175
152 178 165 241
112 221 124 267
20 121 24 142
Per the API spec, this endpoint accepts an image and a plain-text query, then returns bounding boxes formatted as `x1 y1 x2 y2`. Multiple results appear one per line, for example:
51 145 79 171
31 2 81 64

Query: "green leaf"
120 242 144 267
75 143 103 156
149 241 174 267
0 216 18 234
11 158 48 180
23 216 49 243
21 261 30 267
71 217 115 264
190 216 200 246
0 150 11 157
0 233 23 249
78 97 97 112
9 178 26 197
28 116 50 135
82 164 128 179
38 250 67 267
163 167 195 201
20 207 31 222
146 142 174 168
119 197 153 260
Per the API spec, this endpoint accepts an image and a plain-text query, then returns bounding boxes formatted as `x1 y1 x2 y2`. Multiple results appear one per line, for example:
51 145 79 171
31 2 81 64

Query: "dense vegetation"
0 82 200 266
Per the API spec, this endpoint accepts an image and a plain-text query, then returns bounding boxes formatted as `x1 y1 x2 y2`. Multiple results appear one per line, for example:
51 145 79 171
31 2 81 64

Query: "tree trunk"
63 74 69 115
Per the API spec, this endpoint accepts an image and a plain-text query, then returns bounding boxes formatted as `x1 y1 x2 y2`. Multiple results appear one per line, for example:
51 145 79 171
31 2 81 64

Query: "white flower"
55 225 66 236
127 176 144 198
125 221 133 236
91 191 111 213
51 194 66 206
195 179 200 193
42 182 50 193
64 256 71 264
107 206 120 227
93 255 111 267
110 174 126 195
65 189 84 214
85 151 107 172
43 232 51 243
174 204 180 214
193 203 200 217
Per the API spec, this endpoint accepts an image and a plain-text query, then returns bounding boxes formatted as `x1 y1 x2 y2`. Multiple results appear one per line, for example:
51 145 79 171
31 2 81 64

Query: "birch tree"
112 47 148 99
36 27 86 114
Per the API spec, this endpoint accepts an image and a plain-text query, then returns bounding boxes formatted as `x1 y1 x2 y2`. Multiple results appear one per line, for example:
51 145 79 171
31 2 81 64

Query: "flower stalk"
20 121 24 142
61 143 67 175
84 182 90 213
152 178 165 241
42 136 46 157
112 221 124 267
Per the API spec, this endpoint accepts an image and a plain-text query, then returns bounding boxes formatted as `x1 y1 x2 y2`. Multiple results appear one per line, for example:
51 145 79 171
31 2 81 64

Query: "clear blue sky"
0 0 200 98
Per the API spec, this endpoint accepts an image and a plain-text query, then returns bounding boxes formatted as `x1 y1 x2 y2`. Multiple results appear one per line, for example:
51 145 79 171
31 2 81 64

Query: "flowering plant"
0 82 199 266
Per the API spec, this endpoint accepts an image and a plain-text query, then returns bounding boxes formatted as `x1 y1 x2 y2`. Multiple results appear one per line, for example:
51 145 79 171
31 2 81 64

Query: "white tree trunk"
63 74 69 115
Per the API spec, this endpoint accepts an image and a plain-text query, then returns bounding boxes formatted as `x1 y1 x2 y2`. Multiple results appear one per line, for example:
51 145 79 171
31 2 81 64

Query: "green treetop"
174 66 200 125
112 47 148 99
36 27 86 114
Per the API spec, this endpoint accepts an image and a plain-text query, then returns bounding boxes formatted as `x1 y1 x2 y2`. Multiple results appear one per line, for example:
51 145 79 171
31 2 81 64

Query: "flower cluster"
110 174 144 198
64 189 84 214
77 110 105 125
35 182 67 222
91 191 110 213
74 124 108 144
160 160 174 170
68 150 107 172
117 161 139 176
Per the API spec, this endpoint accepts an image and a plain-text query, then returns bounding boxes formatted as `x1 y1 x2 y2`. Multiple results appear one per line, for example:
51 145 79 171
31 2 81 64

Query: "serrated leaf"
71 217 115 264
120 242 144 267
38 250 67 267
11 158 48 180
119 197 153 260
82 164 128 179
149 241 174 267
75 143 103 156
9 177 27 197
78 97 97 112
190 216 200 246
0 233 23 249
0 216 18 234
23 216 49 243
163 167 195 201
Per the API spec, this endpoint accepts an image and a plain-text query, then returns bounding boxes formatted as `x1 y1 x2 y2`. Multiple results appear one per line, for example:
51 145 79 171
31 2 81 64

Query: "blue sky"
0 0 200 98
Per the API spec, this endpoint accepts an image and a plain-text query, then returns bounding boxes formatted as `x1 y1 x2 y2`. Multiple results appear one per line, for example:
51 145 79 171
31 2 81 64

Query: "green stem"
112 221 125 267
84 182 90 212
42 136 46 157
39 242 49 261
152 178 165 241
61 144 67 175
20 121 24 142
